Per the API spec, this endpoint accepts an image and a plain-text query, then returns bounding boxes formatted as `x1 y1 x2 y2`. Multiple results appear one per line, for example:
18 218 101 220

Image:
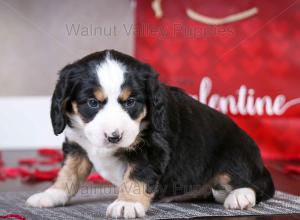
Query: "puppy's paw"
106 200 146 219
26 188 69 208
224 188 256 210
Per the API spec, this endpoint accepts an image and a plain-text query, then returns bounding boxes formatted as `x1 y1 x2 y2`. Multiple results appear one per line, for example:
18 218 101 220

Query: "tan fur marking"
136 107 147 123
53 154 92 196
71 101 88 123
119 88 131 101
117 166 153 210
71 101 79 114
217 173 231 185
94 89 106 102
62 99 69 114
214 173 233 193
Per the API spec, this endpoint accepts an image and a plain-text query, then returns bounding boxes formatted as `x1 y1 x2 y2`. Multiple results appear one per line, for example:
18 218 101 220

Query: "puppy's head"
51 50 162 149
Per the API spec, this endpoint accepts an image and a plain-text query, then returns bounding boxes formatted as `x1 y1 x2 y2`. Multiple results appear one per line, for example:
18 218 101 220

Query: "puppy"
26 50 274 218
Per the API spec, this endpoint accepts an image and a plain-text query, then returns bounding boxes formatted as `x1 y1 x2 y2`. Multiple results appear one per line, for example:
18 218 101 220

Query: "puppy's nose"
105 130 122 144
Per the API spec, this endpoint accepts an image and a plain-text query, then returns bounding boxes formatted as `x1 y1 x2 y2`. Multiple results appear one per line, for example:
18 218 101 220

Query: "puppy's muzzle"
105 130 123 144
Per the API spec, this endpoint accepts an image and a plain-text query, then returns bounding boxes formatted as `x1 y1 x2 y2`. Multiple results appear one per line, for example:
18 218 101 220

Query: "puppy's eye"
87 98 99 108
124 97 136 108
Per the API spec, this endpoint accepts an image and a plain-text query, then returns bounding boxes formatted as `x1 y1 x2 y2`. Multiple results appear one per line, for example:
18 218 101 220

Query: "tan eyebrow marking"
94 89 107 102
119 88 132 101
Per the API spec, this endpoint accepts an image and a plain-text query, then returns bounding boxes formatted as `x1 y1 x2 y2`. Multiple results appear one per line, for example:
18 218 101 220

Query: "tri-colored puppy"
26 50 274 218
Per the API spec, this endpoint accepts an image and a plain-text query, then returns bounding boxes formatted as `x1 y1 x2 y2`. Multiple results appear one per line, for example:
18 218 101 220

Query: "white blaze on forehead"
96 56 125 98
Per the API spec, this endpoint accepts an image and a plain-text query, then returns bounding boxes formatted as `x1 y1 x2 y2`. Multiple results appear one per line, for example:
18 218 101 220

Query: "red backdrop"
135 0 300 160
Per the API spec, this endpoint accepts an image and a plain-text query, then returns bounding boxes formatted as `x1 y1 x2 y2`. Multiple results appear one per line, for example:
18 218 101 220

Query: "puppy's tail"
159 180 214 202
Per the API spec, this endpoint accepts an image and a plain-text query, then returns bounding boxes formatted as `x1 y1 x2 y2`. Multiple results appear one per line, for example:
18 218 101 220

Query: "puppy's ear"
145 65 167 133
51 65 78 135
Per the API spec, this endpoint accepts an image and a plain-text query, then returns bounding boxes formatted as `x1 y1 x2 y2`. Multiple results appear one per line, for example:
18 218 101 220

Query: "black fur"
51 50 275 204
124 83 275 202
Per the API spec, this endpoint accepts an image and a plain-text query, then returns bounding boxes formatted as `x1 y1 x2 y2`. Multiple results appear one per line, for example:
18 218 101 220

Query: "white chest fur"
87 147 126 186
65 125 127 186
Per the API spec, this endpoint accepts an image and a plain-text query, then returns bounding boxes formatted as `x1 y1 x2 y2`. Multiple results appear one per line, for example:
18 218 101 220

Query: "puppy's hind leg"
211 174 233 204
211 173 256 210
26 146 92 208
221 168 274 210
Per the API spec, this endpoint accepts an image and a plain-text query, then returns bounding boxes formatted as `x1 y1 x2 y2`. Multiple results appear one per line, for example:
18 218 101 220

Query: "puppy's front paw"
224 188 256 210
106 200 146 219
26 188 69 208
